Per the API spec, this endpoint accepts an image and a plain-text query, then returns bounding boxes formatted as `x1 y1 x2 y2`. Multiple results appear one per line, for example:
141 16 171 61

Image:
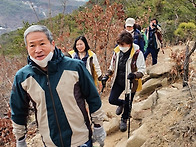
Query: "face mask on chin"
126 29 133 34
119 46 130 53
30 52 54 68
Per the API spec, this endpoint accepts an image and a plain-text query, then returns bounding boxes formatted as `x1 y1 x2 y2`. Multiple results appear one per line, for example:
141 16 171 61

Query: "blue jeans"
144 47 158 65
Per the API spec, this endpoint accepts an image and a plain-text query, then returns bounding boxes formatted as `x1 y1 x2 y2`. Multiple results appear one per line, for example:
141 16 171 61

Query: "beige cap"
125 18 135 27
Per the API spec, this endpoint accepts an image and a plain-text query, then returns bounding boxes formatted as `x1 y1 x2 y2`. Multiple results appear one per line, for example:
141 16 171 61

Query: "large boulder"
115 137 128 147
104 117 120 135
131 108 151 120
146 62 175 78
139 77 168 96
126 123 148 147
132 91 158 119
133 91 158 111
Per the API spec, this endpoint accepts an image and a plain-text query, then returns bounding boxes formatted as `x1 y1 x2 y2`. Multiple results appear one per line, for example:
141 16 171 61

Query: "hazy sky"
76 0 88 1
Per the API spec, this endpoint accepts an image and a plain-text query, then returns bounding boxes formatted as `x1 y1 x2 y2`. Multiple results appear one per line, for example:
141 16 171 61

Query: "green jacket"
10 48 104 147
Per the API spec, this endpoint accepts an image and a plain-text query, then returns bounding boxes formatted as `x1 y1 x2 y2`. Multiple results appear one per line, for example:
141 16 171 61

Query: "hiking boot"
120 118 127 132
116 104 124 115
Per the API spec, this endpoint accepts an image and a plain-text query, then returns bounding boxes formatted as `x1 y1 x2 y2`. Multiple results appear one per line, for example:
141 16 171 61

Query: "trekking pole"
127 79 133 138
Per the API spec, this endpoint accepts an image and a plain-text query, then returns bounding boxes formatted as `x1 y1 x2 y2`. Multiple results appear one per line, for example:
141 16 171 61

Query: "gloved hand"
101 75 109 87
16 136 27 147
127 73 136 81
93 126 106 147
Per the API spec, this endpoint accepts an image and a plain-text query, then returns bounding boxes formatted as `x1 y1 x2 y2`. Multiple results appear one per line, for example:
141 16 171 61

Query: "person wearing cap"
10 25 106 147
125 18 145 53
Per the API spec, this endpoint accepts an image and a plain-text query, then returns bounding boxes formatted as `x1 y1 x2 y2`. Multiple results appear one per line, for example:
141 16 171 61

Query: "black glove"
127 73 136 81
101 75 109 87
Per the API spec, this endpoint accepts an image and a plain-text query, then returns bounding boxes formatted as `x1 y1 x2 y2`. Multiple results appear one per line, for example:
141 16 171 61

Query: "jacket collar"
88 50 93 57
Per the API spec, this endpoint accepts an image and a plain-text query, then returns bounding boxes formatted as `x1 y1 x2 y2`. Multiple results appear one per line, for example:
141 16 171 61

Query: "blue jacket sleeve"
10 73 29 125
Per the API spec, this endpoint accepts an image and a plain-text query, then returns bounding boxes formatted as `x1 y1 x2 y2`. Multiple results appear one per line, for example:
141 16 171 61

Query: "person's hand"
93 126 106 147
127 73 136 81
101 75 109 87
16 136 27 147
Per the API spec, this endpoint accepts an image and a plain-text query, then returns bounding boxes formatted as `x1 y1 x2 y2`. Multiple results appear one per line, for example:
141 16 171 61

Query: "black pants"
109 82 135 119
144 46 158 65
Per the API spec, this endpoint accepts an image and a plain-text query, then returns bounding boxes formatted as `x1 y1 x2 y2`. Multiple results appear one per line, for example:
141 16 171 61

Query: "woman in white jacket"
69 36 102 85
102 30 146 132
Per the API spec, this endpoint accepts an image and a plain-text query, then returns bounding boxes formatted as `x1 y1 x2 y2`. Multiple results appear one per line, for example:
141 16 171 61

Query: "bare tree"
183 41 196 87
76 2 125 73
29 1 40 21
59 0 67 14
59 0 67 35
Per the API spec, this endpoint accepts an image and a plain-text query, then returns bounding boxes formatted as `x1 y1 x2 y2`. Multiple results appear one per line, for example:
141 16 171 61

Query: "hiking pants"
144 47 158 65
109 82 124 106
109 81 135 119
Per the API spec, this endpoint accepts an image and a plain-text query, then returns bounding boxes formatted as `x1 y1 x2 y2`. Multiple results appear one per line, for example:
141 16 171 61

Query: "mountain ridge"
0 0 86 35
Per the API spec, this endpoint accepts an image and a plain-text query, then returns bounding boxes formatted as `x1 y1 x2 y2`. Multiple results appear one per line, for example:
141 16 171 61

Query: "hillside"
0 0 195 56
0 0 86 35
